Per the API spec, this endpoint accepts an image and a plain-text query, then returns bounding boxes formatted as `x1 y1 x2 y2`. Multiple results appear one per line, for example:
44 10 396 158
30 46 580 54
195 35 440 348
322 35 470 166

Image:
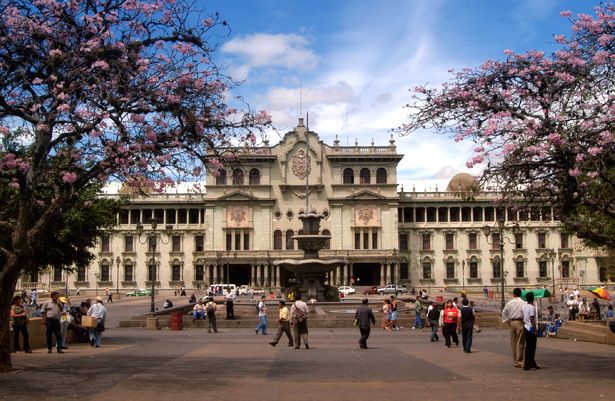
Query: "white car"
338 286 356 296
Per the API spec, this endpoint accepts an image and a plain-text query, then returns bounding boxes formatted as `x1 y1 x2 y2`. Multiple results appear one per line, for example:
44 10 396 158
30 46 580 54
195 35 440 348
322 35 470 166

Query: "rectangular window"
438 207 448 222
561 260 570 278
195 265 204 281
178 209 187 224
166 209 176 224
519 209 528 221
124 264 133 282
189 209 199 224
461 207 471 222
101 235 110 252
77 266 86 282
492 260 501 278
244 233 250 250
130 209 140 225
100 264 110 282
539 261 548 278
515 233 523 249
142 209 153 223
226 233 232 251
473 207 483 222
485 207 494 221
403 208 414 222
53 266 63 282
354 232 360 250
172 235 182 252
172 265 181 281
422 233 431 250
195 235 204 252
235 233 241 251
426 208 437 222
507 208 517 221
422 262 432 279
491 233 500 250
468 233 477 250
446 262 455 279
148 264 156 282
537 233 546 249
415 208 425 222
400 263 409 280
399 234 408 251
450 207 460 222
560 233 569 249
445 233 454 250
154 209 164 224
541 207 551 221
530 207 540 221
124 236 134 252
363 232 369 250
469 262 478 278
372 232 378 250
119 210 129 224
516 261 525 278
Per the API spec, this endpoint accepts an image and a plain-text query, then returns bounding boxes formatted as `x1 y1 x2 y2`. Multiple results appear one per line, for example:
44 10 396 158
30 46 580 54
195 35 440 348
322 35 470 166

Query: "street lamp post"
136 220 173 315
483 215 519 311
115 256 121 299
94 273 99 296
547 249 557 295
461 260 465 291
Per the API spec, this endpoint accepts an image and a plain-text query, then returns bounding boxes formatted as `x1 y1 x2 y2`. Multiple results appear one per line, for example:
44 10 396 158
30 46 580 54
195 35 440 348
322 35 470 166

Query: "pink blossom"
49 49 63 58
588 147 602 156
131 114 146 123
503 49 514 56
547 132 563 145
91 60 109 70
9 180 20 189
61 172 77 184
560 10 572 18
554 35 566 44
587 171 599 178
568 168 580 177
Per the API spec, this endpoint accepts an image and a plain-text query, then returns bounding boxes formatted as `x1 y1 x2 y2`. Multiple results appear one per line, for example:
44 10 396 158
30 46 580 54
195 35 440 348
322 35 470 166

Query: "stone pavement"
2 326 615 401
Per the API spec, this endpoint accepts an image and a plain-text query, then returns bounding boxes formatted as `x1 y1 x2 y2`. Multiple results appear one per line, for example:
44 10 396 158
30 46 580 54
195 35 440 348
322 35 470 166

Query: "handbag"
353 311 359 326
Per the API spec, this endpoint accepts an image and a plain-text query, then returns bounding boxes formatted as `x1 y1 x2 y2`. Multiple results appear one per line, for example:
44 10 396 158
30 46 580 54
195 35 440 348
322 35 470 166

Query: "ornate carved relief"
291 148 311 179
226 206 252 228
354 205 380 227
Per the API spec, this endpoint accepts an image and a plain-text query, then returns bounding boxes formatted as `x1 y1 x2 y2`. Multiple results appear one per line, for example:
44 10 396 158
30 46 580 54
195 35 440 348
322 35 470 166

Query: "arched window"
376 168 387 184
343 168 354 184
322 229 331 249
285 230 294 250
216 169 227 185
360 168 371 184
232 169 244 185
273 230 282 250
249 168 260 185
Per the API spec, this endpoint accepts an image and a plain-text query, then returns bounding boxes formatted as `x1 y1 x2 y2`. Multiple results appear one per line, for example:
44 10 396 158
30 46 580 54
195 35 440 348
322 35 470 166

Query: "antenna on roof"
299 81 303 118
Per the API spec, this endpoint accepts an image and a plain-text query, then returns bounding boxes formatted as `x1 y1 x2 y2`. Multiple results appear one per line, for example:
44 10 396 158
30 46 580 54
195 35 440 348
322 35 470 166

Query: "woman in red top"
441 300 460 348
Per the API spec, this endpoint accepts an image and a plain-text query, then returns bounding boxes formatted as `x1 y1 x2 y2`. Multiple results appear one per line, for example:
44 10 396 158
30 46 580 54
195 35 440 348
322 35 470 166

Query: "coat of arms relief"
291 148 311 179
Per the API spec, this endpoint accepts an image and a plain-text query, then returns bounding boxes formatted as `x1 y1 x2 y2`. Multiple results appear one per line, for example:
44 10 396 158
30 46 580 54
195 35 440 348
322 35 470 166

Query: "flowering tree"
0 0 270 370
399 4 615 249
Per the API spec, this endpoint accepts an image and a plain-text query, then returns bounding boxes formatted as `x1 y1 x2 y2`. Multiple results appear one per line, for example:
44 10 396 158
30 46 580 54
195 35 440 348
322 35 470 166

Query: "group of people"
380 296 400 331
10 290 108 354
192 297 219 333
502 288 540 371
267 294 310 349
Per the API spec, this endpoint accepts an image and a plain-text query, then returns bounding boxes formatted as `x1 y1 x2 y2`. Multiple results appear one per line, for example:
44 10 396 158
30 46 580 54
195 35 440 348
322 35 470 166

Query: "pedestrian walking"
460 298 475 353
291 294 310 349
225 289 235 320
10 295 31 354
255 295 267 335
40 291 64 354
441 300 460 348
522 292 540 370
502 287 526 368
205 297 218 333
87 296 107 347
355 298 376 349
107 290 113 303
390 296 399 330
414 297 423 329
30 288 38 308
427 302 440 342
269 300 293 347
381 299 392 331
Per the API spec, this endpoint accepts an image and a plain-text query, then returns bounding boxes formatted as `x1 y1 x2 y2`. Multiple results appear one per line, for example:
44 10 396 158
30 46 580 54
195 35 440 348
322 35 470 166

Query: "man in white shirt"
255 295 267 335
502 287 526 368
522 292 539 370
225 289 235 320
290 294 310 349
87 296 107 348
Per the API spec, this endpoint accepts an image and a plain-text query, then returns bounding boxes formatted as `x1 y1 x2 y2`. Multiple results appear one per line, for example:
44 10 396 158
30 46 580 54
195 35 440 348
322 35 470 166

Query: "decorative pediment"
226 206 253 228
346 190 386 200
217 191 256 201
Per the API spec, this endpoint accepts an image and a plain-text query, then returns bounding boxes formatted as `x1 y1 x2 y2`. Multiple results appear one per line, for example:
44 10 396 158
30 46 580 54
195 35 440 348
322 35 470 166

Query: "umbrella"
588 287 612 300
521 288 551 300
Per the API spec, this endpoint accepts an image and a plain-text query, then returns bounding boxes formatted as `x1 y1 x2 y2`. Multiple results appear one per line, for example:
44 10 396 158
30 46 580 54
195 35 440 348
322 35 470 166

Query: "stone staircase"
556 320 610 344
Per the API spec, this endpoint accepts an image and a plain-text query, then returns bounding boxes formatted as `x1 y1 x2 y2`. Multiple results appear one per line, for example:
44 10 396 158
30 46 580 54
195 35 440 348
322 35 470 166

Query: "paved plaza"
2 321 615 401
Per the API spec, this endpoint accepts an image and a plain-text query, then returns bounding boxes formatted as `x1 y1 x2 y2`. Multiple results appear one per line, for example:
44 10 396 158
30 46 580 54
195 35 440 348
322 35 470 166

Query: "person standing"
483 285 489 298
269 300 293 347
10 295 31 353
290 294 310 349
460 298 475 353
413 297 423 329
381 299 392 331
225 289 235 320
255 295 267 335
107 290 113 303
205 297 218 333
40 291 64 354
355 299 376 349
427 302 440 342
87 296 107 347
522 292 539 370
441 300 460 348
59 297 72 350
567 294 579 321
30 288 38 308
390 296 399 331
502 287 526 368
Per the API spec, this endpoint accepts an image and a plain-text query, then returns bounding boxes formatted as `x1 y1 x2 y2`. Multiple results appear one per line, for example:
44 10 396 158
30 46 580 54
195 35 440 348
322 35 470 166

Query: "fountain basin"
274 258 345 274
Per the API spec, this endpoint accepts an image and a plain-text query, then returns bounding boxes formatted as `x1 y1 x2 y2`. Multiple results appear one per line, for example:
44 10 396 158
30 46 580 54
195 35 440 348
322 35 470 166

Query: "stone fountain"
274 210 344 301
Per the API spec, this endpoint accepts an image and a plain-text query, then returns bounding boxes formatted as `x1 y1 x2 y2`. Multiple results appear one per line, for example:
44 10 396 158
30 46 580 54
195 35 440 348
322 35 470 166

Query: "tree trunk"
0 254 22 372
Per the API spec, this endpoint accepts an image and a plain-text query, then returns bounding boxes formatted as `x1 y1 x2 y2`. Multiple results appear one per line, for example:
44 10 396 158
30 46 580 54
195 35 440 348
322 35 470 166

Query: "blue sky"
208 0 598 188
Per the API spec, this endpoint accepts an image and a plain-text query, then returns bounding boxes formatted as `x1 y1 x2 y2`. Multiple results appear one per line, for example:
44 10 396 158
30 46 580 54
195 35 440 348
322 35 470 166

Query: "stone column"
264 264 270 288
274 265 280 288
256 263 262 287
250 264 256 286
386 263 391 285
380 263 385 286
394 263 400 284
212 264 218 283
349 263 354 284
336 266 341 286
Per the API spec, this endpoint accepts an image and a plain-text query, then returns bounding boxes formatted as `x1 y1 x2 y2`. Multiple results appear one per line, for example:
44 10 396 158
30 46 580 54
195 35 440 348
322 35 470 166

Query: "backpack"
293 306 306 322
206 303 215 313
427 307 439 321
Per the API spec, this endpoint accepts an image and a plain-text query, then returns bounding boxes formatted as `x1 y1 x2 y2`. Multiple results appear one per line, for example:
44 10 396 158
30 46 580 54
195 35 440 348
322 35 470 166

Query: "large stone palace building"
19 119 612 292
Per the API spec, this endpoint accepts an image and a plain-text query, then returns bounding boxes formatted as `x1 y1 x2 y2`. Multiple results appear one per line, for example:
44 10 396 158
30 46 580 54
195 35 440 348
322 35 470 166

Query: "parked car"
376 284 408 296
126 288 152 297
338 286 356 296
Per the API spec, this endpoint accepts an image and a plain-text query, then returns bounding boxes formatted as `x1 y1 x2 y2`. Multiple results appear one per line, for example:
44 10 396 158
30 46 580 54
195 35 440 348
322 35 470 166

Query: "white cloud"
222 33 318 79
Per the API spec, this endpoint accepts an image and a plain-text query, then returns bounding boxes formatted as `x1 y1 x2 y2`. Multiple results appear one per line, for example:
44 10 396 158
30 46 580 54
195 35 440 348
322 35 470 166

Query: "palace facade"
19 119 613 292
